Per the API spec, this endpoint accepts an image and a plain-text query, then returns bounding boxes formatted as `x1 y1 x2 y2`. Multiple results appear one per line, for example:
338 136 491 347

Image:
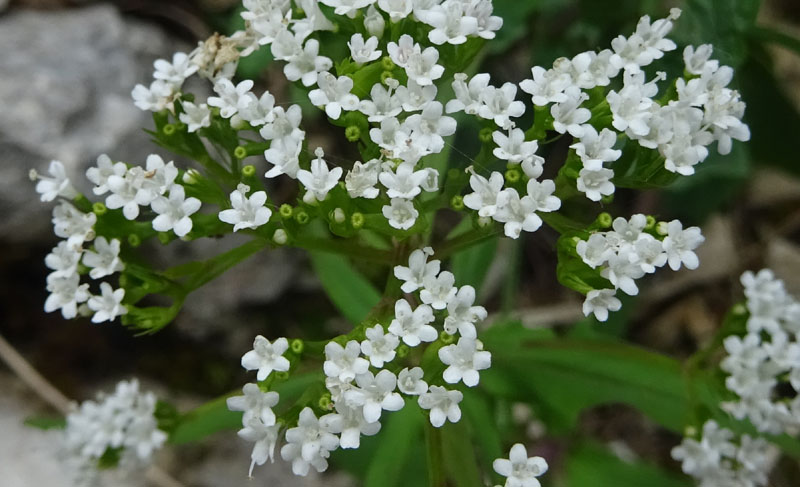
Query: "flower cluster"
64 379 167 475
671 420 777 487
34 160 128 324
720 270 800 434
229 247 491 476
576 215 704 321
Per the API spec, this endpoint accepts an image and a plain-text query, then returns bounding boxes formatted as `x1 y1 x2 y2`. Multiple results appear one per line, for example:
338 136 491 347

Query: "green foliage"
565 442 688 487
24 415 66 430
309 251 383 325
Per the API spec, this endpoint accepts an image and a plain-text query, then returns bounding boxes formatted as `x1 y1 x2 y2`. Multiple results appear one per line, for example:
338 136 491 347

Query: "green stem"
425 422 445 487
435 228 501 260
292 235 394 263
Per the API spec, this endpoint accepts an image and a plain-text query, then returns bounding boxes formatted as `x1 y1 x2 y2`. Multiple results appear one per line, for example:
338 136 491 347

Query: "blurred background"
1 0 799 485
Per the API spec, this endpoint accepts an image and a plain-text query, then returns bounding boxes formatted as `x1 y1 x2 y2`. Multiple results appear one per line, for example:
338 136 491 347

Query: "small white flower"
324 340 370 383
397 367 428 395
265 136 303 179
297 148 343 204
280 407 340 476
493 188 541 239
320 403 381 450
447 73 490 115
551 86 591 137
238 91 276 126
35 160 78 202
493 443 549 487
438 337 491 387
463 170 505 218
582 289 622 322
360 325 400 368
237 417 281 476
395 78 438 112
348 33 382 64
259 104 305 150
274 33 332 87
308 72 360 120
179 101 212 132
519 66 571 106
241 336 291 381
388 299 437 346
52 202 96 248
151 185 201 237
478 82 525 129
45 273 90 319
131 80 174 112
444 285 487 338
364 5 386 38
570 126 621 165
82 237 124 279
420 270 457 310
153 51 197 86
393 247 440 293
218 183 272 232
382 198 419 230
418 385 463 427
227 383 279 425
207 79 254 119
576 165 615 202
45 241 81 278
493 129 543 166
345 160 381 199
359 80 403 123
379 161 429 199
319 0 375 18
378 0 412 22
418 1 478 45
662 220 704 271
86 154 127 196
344 370 404 423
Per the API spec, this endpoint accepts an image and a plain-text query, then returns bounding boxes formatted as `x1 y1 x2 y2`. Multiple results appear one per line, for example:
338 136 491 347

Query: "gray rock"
0 5 181 243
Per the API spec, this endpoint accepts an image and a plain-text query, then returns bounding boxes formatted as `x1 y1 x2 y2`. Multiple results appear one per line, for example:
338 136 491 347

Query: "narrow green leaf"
451 228 498 295
309 251 382 324
441 420 484 487
364 401 425 487
24 415 66 430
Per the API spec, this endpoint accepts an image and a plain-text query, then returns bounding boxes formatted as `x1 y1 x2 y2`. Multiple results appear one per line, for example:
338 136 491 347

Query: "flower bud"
127 234 141 248
479 127 494 143
477 216 492 228
597 212 612 228
92 202 107 216
450 195 464 211
656 221 669 236
332 208 346 224
162 124 176 136
396 344 410 358
234 146 248 160
290 338 304 354
351 212 365 229
365 6 386 38
505 168 521 183
345 125 361 142
645 215 656 231
242 164 256 178
380 56 395 71
380 70 395 85
279 204 294 219
440 331 456 344
318 393 333 411
294 210 309 225
273 229 288 245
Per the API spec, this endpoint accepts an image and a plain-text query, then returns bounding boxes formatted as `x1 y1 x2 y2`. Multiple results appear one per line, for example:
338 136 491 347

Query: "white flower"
86 154 127 196
227 383 279 425
404 101 456 153
420 270 457 310
280 407 340 476
418 385 463 427
265 135 303 179
382 198 419 230
601 251 646 296
478 82 526 129
153 51 197 86
259 104 305 150
131 80 174 112
364 4 386 38
418 1 478 45
45 273 89 319
494 189 541 239
444 285 487 338
493 443 549 487
207 79 254 119
576 165 615 202
359 80 403 123
576 233 614 269
662 220 704 271
570 126 621 165
241 336 291 381
683 44 718 76
151 185 201 237
344 370 405 423
379 161 429 199
45 241 81 278
582 289 622 322
218 183 272 231
606 70 661 138
463 170 505 218
273 33 332 87
297 148 343 204
438 337 491 387
319 0 375 18
551 86 591 137
87 282 127 323
519 66 572 106
179 101 212 132
394 247 440 293
308 72 360 120
348 33 382 64
35 160 78 202
447 73 490 115
388 299 437 346
610 9 680 72
361 325 400 368
378 0 412 22
323 340 370 383
395 78 438 112
345 160 381 199
237 417 281 476
52 202 96 248
403 44 445 86
493 129 543 166
320 403 381 449
238 91 276 126
82 237 124 279
397 367 428 395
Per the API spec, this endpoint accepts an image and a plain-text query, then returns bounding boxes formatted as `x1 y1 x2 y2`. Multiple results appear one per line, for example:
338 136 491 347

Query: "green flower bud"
479 127 494 143
440 331 456 344
273 229 288 245
505 167 521 183
294 210 310 225
450 195 464 210
645 215 656 231
351 212 365 229
597 212 612 229
242 164 256 178
477 216 492 228
318 393 332 411
381 56 395 71
279 204 294 219
396 344 410 358
127 234 141 248
732 303 747 316
92 202 107 216
175 121 187 132
290 338 304 354
157 232 171 245
380 70 395 85
162 124 176 136
656 221 669 236
345 125 361 142
234 146 248 160
274 371 290 381
332 208 346 224
600 194 614 205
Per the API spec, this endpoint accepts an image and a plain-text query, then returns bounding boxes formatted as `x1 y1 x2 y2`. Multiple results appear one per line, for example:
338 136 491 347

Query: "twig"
0 333 186 487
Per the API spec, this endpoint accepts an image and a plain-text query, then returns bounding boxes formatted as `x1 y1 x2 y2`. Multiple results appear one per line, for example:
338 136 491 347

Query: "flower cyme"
241 336 291 381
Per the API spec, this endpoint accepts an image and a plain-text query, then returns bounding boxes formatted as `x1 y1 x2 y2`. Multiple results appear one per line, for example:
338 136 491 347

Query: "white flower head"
348 33 382 64
150 185 201 237
361 325 400 368
297 148 343 204
438 337 491 387
241 336 291 381
493 443 549 487
388 299 437 346
35 160 78 202
324 340 370 383
218 183 272 232
82 237 124 279
418 385 463 427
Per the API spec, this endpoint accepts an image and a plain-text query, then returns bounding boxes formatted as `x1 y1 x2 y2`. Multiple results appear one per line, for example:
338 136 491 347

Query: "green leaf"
309 251 382 324
489 0 543 53
565 442 688 487
481 325 689 432
676 0 762 68
460 389 504 482
441 420 484 487
364 401 426 487
450 220 498 296
24 415 66 430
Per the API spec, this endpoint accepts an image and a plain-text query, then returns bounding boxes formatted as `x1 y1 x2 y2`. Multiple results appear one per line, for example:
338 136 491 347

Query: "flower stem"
425 422 445 487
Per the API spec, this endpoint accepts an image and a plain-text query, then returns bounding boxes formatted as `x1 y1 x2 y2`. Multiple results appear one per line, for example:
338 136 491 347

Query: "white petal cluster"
576 215 704 321
228 383 281 475
720 270 800 434
671 420 777 487
493 443 549 487
64 380 167 474
218 183 272 232
34 160 78 202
